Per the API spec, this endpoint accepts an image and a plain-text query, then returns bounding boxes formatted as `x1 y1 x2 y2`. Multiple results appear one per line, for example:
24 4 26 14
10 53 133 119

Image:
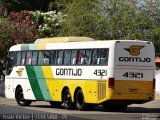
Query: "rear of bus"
110 40 155 104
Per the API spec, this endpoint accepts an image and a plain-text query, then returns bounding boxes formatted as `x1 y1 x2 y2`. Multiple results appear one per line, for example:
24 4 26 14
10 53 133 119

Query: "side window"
71 50 77 65
84 49 92 65
25 51 32 65
21 51 26 65
91 49 109 65
64 50 71 65
100 49 109 64
38 51 44 65
32 51 38 65
57 50 63 65
50 50 57 65
91 49 101 65
9 52 17 66
16 52 21 65
43 51 51 65
77 50 85 64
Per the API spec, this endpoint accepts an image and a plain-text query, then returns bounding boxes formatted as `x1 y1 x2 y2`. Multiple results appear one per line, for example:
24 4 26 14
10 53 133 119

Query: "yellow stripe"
42 66 55 100
37 43 46 50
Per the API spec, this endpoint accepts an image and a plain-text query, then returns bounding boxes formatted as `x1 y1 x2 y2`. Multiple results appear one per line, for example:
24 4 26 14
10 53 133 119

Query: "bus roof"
34 36 95 44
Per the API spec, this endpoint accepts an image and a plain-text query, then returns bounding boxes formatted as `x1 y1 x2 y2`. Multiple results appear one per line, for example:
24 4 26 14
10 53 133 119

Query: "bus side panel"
5 77 14 99
5 66 36 100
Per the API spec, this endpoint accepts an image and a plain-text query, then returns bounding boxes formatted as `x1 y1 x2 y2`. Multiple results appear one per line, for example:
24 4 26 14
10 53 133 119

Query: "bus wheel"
75 89 86 111
49 101 62 108
15 87 32 106
63 89 74 110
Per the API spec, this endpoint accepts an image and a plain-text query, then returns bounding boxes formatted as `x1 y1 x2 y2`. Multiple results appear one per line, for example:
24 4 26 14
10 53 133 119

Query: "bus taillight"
108 77 115 89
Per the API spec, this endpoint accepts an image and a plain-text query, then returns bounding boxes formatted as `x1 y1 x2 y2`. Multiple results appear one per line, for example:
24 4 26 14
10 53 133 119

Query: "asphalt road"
0 97 160 120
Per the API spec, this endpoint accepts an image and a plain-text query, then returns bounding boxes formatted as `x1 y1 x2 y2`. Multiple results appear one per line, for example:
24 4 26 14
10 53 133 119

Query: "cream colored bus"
5 37 155 111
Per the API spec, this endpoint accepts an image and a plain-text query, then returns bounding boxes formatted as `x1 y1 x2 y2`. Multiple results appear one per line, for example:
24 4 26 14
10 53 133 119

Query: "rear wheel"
75 89 87 111
63 89 74 110
15 87 32 106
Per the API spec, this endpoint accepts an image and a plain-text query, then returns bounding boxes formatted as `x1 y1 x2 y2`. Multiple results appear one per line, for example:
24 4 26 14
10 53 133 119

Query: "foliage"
48 0 73 12
140 0 160 53
0 11 39 59
100 0 147 40
59 0 102 39
32 10 65 37
9 11 38 43
0 18 14 58
1 0 160 56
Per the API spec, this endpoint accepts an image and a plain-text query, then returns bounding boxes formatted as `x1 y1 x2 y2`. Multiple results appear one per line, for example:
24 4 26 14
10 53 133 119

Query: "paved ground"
0 97 160 120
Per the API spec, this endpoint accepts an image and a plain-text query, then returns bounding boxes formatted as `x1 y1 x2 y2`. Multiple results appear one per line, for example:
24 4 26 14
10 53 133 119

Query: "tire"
75 89 87 111
63 89 74 110
49 101 62 108
15 87 32 106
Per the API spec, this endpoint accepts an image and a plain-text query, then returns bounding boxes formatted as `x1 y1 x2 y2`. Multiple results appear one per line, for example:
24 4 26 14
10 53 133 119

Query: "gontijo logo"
124 45 144 56
16 68 24 77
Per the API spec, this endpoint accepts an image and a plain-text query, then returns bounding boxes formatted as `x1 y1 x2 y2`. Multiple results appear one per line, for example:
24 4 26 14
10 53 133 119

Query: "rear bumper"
99 92 155 105
110 92 154 101
101 99 151 105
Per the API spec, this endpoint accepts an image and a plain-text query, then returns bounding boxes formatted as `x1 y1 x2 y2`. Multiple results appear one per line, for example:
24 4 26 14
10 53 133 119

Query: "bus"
5 37 155 111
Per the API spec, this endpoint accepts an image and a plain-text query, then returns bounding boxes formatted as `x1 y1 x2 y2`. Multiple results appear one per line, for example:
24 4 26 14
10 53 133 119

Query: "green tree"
100 0 149 40
140 0 160 53
99 0 160 53
59 0 102 39
48 0 73 12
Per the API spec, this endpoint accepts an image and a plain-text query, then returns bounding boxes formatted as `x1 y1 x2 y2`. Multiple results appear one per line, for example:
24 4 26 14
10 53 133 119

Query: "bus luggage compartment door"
113 68 154 94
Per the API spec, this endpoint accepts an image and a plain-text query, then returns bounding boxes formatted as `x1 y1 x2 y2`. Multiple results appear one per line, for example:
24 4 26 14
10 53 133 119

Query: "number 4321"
123 72 143 78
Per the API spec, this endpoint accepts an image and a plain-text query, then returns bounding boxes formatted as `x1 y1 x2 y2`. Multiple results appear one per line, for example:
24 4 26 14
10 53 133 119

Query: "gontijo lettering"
56 68 82 76
119 45 151 63
119 57 151 62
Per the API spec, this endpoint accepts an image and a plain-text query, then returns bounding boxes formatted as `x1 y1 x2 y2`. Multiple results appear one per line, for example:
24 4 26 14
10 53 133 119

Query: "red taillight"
108 77 115 89
153 78 155 90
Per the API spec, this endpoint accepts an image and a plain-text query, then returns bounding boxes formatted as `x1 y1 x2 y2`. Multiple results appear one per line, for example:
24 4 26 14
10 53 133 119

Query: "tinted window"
100 49 109 64
84 49 92 65
91 49 109 65
25 51 32 65
64 50 71 65
91 49 101 65
32 51 38 65
16 52 21 65
9 52 17 66
21 51 26 65
50 50 57 65
43 51 51 65
57 50 63 65
77 50 85 64
71 50 77 65
38 51 44 65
